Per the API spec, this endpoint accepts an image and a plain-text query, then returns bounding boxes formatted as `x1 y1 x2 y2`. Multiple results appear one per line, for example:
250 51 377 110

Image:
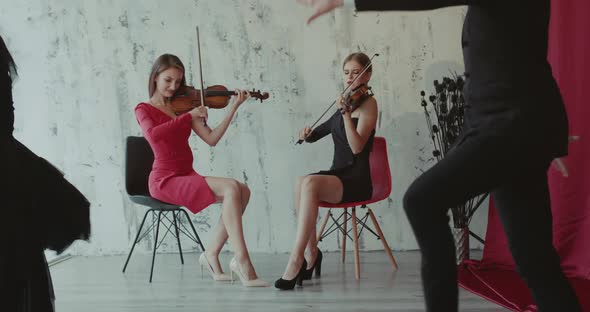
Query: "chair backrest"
125 136 154 196
369 136 392 201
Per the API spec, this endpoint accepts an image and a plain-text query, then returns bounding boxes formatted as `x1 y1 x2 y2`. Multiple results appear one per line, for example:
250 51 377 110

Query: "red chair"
316 136 399 280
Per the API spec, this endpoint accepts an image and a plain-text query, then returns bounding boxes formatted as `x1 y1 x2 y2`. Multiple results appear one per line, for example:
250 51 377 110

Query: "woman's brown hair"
148 54 186 97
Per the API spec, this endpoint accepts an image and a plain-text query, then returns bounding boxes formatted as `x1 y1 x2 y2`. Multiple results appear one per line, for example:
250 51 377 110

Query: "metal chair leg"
172 210 184 264
149 211 163 283
180 209 205 252
123 209 152 273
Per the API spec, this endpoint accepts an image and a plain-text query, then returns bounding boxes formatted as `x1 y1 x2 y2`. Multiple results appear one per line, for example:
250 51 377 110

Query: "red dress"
134 103 216 214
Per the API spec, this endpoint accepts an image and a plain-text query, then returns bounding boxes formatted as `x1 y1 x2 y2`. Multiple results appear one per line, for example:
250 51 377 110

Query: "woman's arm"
341 97 378 154
191 105 237 147
304 114 334 143
135 104 193 142
190 89 250 147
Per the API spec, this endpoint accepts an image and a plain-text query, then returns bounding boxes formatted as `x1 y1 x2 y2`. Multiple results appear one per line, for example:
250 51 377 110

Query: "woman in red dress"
134 54 267 287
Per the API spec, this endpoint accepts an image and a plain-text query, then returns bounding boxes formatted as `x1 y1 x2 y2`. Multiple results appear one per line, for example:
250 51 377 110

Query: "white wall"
1 0 488 257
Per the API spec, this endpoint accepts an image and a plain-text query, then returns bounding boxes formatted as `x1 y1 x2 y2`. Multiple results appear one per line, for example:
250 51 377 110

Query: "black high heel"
302 249 323 280
274 259 307 290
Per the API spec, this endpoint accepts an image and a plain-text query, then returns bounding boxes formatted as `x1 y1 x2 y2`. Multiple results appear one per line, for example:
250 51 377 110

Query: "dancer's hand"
551 135 580 177
296 0 344 24
569 135 580 142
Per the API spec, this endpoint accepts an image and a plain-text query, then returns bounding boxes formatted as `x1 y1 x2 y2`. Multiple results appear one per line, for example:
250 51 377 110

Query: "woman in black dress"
275 52 378 289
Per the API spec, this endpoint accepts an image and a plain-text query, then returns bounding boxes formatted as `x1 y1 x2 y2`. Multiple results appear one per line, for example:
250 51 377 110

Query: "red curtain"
458 0 590 310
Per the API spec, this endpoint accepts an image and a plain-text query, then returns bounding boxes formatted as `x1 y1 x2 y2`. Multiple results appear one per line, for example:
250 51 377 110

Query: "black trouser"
402 132 582 312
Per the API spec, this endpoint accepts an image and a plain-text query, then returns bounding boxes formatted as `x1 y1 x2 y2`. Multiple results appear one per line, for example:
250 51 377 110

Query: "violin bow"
196 26 207 126
295 53 379 145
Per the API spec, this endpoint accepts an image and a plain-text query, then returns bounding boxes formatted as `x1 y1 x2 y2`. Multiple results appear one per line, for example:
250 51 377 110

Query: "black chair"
122 136 205 282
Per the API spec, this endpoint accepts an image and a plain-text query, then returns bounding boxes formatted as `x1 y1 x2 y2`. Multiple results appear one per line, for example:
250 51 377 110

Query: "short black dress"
305 110 375 204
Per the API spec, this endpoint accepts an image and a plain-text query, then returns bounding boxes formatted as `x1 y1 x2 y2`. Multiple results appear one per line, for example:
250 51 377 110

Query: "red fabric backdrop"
458 0 590 310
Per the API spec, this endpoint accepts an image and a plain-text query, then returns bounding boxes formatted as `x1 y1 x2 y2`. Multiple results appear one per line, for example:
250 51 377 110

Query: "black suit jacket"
355 0 568 159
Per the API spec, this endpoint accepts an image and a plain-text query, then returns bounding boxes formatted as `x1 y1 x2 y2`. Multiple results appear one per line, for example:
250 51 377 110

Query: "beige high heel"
199 253 232 281
229 258 269 287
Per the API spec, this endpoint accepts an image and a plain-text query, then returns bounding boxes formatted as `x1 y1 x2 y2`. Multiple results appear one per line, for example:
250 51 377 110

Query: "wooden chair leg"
368 208 398 270
341 208 347 264
351 207 360 280
317 209 331 242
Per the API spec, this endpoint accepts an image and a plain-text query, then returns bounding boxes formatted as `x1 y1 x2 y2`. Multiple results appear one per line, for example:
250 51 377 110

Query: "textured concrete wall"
1 1 488 256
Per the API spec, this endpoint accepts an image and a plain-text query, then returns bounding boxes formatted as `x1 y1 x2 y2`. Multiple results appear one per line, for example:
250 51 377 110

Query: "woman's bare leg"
282 175 343 279
293 176 321 270
205 177 256 279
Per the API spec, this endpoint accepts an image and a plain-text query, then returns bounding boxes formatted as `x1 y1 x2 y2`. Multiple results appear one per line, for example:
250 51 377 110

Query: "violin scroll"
249 89 269 102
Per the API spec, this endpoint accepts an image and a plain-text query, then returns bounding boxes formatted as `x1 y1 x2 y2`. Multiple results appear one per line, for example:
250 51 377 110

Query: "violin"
341 83 373 114
169 85 270 115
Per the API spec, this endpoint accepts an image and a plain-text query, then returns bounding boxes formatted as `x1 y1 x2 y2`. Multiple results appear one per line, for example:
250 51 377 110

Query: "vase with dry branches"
420 75 489 264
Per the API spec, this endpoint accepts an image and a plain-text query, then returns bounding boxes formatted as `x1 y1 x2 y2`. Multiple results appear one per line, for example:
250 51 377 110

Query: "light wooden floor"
49 251 508 312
